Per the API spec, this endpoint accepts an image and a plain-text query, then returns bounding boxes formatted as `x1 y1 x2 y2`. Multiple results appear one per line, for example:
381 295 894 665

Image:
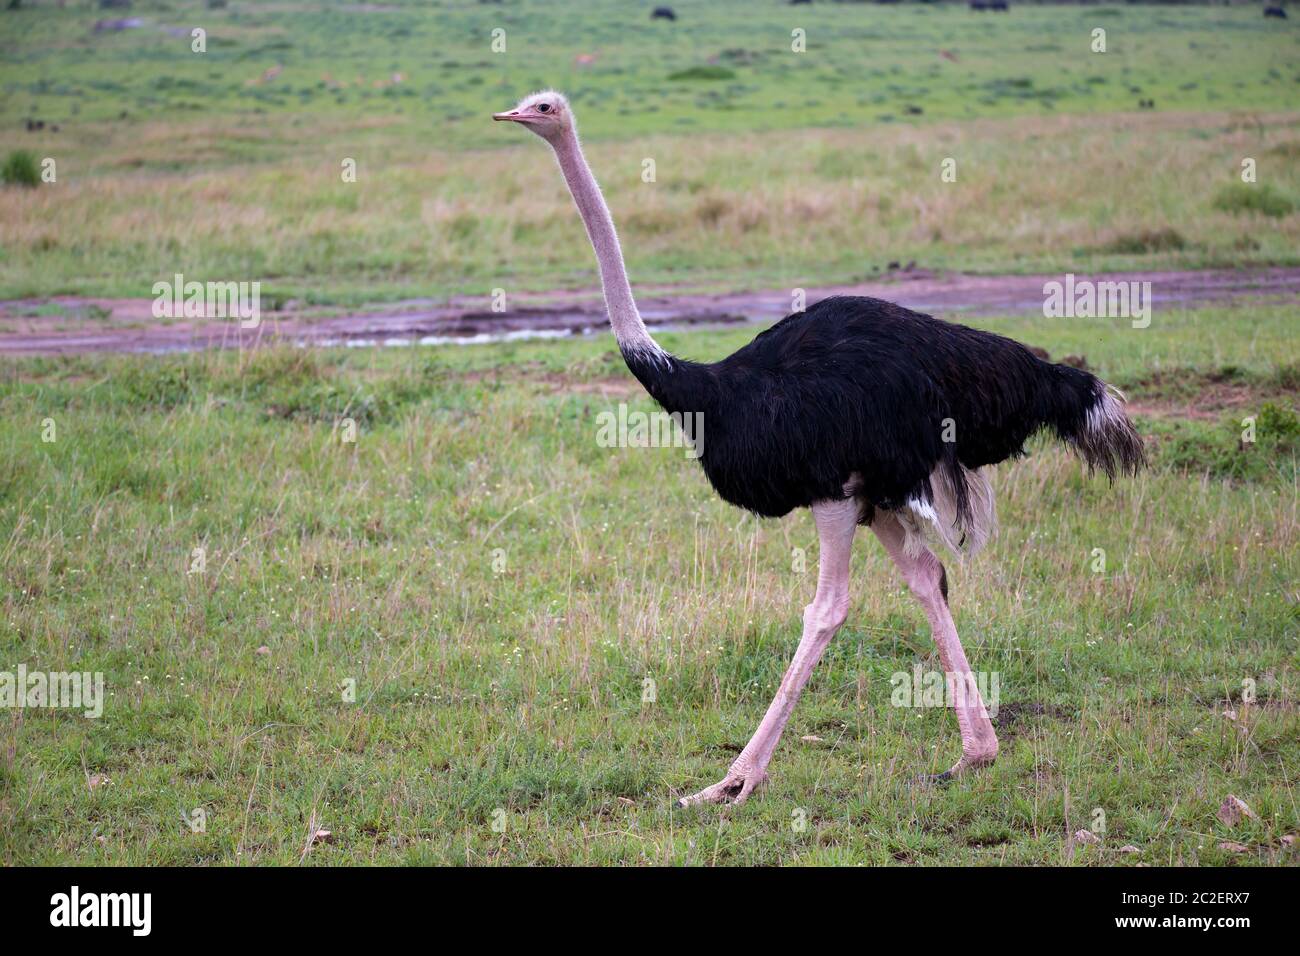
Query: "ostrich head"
492 90 573 142
491 88 663 361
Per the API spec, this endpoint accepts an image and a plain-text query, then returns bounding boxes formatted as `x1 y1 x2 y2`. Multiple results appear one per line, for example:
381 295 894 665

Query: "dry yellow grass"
3 110 1297 301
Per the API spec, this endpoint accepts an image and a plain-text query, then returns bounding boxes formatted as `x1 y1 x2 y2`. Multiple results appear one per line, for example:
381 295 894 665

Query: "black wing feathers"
623 296 1116 521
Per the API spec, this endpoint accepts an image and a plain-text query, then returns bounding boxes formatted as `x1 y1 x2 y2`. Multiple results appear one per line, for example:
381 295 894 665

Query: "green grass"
0 2 1298 301
4 1 1297 135
1214 183 1296 219
0 148 39 187
1 300 1296 865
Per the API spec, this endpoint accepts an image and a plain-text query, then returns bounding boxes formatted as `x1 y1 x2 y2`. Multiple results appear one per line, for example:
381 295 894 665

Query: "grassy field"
1 1 1298 867
1 2 1298 301
1 301 1296 865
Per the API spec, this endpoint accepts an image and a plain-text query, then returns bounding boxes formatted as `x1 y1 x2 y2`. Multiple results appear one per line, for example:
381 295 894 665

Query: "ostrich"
493 93 1144 806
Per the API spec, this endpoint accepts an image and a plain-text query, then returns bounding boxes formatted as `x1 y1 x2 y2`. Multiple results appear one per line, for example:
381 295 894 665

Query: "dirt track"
1 267 1297 356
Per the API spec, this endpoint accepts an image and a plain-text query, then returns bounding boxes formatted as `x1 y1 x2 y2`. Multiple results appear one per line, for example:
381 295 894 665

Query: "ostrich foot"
917 750 997 786
677 765 769 807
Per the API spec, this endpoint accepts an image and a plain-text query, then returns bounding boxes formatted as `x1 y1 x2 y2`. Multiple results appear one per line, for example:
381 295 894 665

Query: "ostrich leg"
870 513 998 778
678 497 858 807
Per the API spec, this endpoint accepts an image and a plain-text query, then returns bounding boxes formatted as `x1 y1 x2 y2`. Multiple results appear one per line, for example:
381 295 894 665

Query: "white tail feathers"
1074 384 1145 478
901 465 996 560
894 384 1141 561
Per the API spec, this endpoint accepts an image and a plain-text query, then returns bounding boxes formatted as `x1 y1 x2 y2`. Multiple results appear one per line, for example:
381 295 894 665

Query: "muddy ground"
0 267 1297 356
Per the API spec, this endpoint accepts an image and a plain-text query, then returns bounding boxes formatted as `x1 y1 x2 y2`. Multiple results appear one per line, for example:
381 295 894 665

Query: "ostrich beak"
493 110 525 122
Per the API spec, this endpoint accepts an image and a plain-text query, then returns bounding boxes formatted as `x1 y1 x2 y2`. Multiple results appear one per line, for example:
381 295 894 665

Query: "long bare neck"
550 131 665 362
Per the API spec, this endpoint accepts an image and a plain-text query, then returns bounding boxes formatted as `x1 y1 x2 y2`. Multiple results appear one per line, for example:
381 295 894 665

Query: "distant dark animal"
969 0 988 9
1138 98 1155 110
651 5 676 20
93 16 142 32
493 91 1145 807
990 0 1008 10
1264 6 1286 18
25 118 44 131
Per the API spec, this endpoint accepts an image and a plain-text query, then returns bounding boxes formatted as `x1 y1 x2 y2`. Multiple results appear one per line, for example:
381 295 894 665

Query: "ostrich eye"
537 103 551 113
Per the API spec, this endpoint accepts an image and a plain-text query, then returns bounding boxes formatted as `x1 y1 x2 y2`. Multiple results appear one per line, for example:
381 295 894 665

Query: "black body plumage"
621 295 1143 524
